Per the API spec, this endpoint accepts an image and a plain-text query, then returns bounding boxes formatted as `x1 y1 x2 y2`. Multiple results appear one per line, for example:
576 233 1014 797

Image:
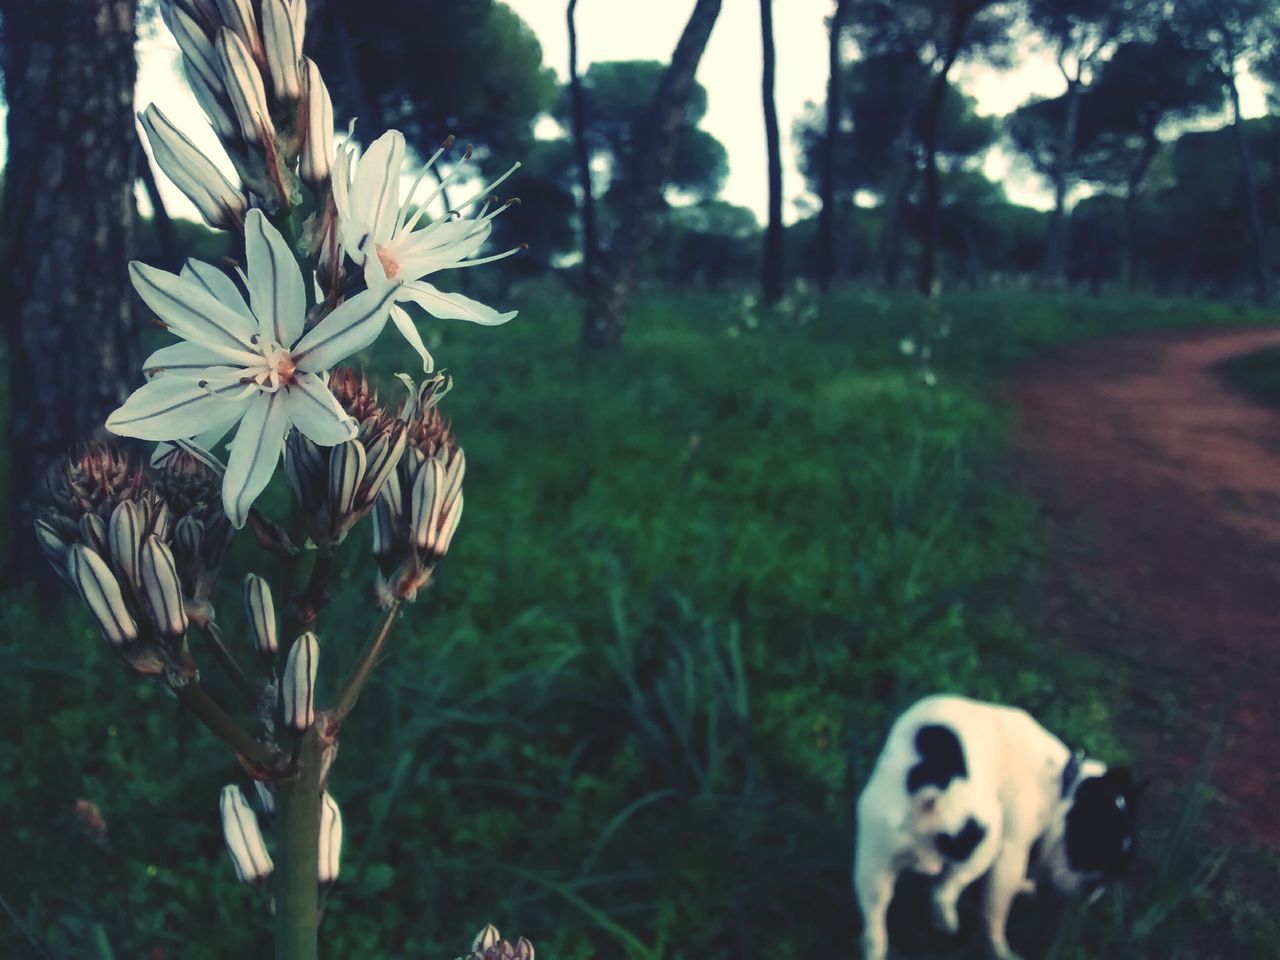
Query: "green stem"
198 621 261 707
275 728 323 960
171 681 278 771
331 602 402 724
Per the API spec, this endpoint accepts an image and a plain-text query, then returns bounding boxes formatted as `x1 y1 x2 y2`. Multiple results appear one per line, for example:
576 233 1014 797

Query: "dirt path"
1014 325 1280 850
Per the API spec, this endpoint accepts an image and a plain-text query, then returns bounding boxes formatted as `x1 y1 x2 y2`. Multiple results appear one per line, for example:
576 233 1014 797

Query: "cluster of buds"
148 0 332 225
458 925 535 960
372 375 465 602
218 783 343 887
283 368 408 548
35 445 191 676
154 449 235 606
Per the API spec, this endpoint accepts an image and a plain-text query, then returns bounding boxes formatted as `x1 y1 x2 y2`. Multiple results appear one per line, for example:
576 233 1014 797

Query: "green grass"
1 285 1277 959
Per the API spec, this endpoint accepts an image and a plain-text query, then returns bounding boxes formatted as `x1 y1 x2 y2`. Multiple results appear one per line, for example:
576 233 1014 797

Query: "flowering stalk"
275 726 325 960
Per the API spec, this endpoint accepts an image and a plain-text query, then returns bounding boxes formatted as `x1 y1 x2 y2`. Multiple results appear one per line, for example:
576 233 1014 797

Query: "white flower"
331 129 519 371
107 209 396 527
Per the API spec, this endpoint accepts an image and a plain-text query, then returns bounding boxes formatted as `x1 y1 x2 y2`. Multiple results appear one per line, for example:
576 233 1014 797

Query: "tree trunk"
916 5 973 296
1045 72 1083 287
1122 129 1159 292
878 162 918 289
760 0 784 305
1226 75 1270 304
567 0 601 298
582 0 723 349
817 0 850 292
1 0 140 580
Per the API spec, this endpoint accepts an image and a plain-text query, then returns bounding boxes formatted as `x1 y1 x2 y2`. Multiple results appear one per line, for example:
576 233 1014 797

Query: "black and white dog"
854 695 1141 960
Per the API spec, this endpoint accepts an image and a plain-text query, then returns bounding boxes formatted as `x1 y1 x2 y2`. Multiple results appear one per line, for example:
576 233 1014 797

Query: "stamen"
452 245 524 268
452 162 521 213
402 161 470 234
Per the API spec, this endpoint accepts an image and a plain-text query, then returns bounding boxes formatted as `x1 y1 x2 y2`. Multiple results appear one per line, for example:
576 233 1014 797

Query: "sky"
7 1 1269 224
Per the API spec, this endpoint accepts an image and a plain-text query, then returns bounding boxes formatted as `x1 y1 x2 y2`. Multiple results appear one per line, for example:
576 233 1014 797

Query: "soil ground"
1013 325 1280 851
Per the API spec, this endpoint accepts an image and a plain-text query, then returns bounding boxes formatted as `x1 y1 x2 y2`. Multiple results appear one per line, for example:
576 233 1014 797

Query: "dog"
853 694 1141 960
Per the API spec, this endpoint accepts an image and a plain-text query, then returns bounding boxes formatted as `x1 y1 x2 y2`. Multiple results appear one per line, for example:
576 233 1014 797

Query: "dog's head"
1043 763 1144 894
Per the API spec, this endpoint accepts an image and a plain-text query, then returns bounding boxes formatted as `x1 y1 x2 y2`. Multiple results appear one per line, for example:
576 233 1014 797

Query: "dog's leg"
930 820 999 935
853 834 896 960
983 840 1032 960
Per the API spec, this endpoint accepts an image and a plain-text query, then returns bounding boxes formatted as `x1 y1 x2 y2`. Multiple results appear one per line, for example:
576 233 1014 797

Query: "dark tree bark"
917 3 976 296
817 0 850 293
1122 128 1159 292
582 0 723 349
1226 74 1270 304
1 0 140 579
759 0 784 304
567 0 601 298
1044 71 1083 287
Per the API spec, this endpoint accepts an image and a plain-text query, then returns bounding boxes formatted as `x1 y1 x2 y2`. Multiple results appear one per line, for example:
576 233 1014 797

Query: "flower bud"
359 425 406 509
285 430 326 509
262 0 303 102
167 2 224 102
151 501 174 542
319 790 342 884
214 0 263 61
472 926 501 952
185 62 240 142
175 515 205 559
216 27 275 146
328 439 367 519
253 780 277 820
427 492 463 559
78 512 107 554
371 496 396 562
219 784 273 885
107 500 144 589
34 518 70 572
140 105 247 231
140 534 188 640
282 631 319 732
409 457 445 551
67 545 138 646
243 573 278 657
299 58 333 191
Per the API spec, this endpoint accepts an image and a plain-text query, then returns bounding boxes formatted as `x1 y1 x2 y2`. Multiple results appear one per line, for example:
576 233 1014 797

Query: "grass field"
1 285 1276 958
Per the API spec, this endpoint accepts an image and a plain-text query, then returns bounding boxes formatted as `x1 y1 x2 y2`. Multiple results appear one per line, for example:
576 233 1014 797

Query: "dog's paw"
930 898 960 935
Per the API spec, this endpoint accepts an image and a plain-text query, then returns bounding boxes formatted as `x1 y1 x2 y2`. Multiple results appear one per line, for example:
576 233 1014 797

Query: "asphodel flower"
318 791 342 884
139 105 246 230
331 129 520 371
106 209 397 528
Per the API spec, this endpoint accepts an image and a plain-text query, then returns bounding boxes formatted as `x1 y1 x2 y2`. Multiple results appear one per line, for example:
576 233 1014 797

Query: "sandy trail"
1014 325 1280 849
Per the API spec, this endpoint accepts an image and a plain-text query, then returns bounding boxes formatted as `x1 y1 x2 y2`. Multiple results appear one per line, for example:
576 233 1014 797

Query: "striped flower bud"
318 791 342 884
472 926 501 953
78 512 107 555
216 27 275 146
371 495 395 562
409 457 445 551
282 632 319 732
67 545 138 646
359 425 407 511
140 105 247 230
166 2 224 102
426 492 464 559
328 440 367 519
219 785 273 885
253 780 277 821
140 534 188 640
243 573 277 657
213 0 263 61
174 515 205 558
151 501 174 542
185 62 241 142
261 0 303 102
299 58 333 191
107 500 144 589
284 430 326 510
34 518 70 572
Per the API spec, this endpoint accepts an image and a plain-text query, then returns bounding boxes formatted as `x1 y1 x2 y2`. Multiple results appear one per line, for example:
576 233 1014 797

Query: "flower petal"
282 371 358 446
143 341 253 378
388 303 435 373
182 259 253 319
223 393 290 528
292 284 398 371
400 282 517 326
244 209 306 346
107 374 251 441
131 261 259 352
350 130 404 245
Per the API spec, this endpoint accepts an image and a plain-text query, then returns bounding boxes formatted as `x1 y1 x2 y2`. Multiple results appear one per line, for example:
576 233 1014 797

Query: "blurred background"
2 0 1279 957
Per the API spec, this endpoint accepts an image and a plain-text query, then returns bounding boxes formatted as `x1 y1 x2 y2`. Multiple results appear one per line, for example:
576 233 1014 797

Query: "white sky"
5 0 1269 223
